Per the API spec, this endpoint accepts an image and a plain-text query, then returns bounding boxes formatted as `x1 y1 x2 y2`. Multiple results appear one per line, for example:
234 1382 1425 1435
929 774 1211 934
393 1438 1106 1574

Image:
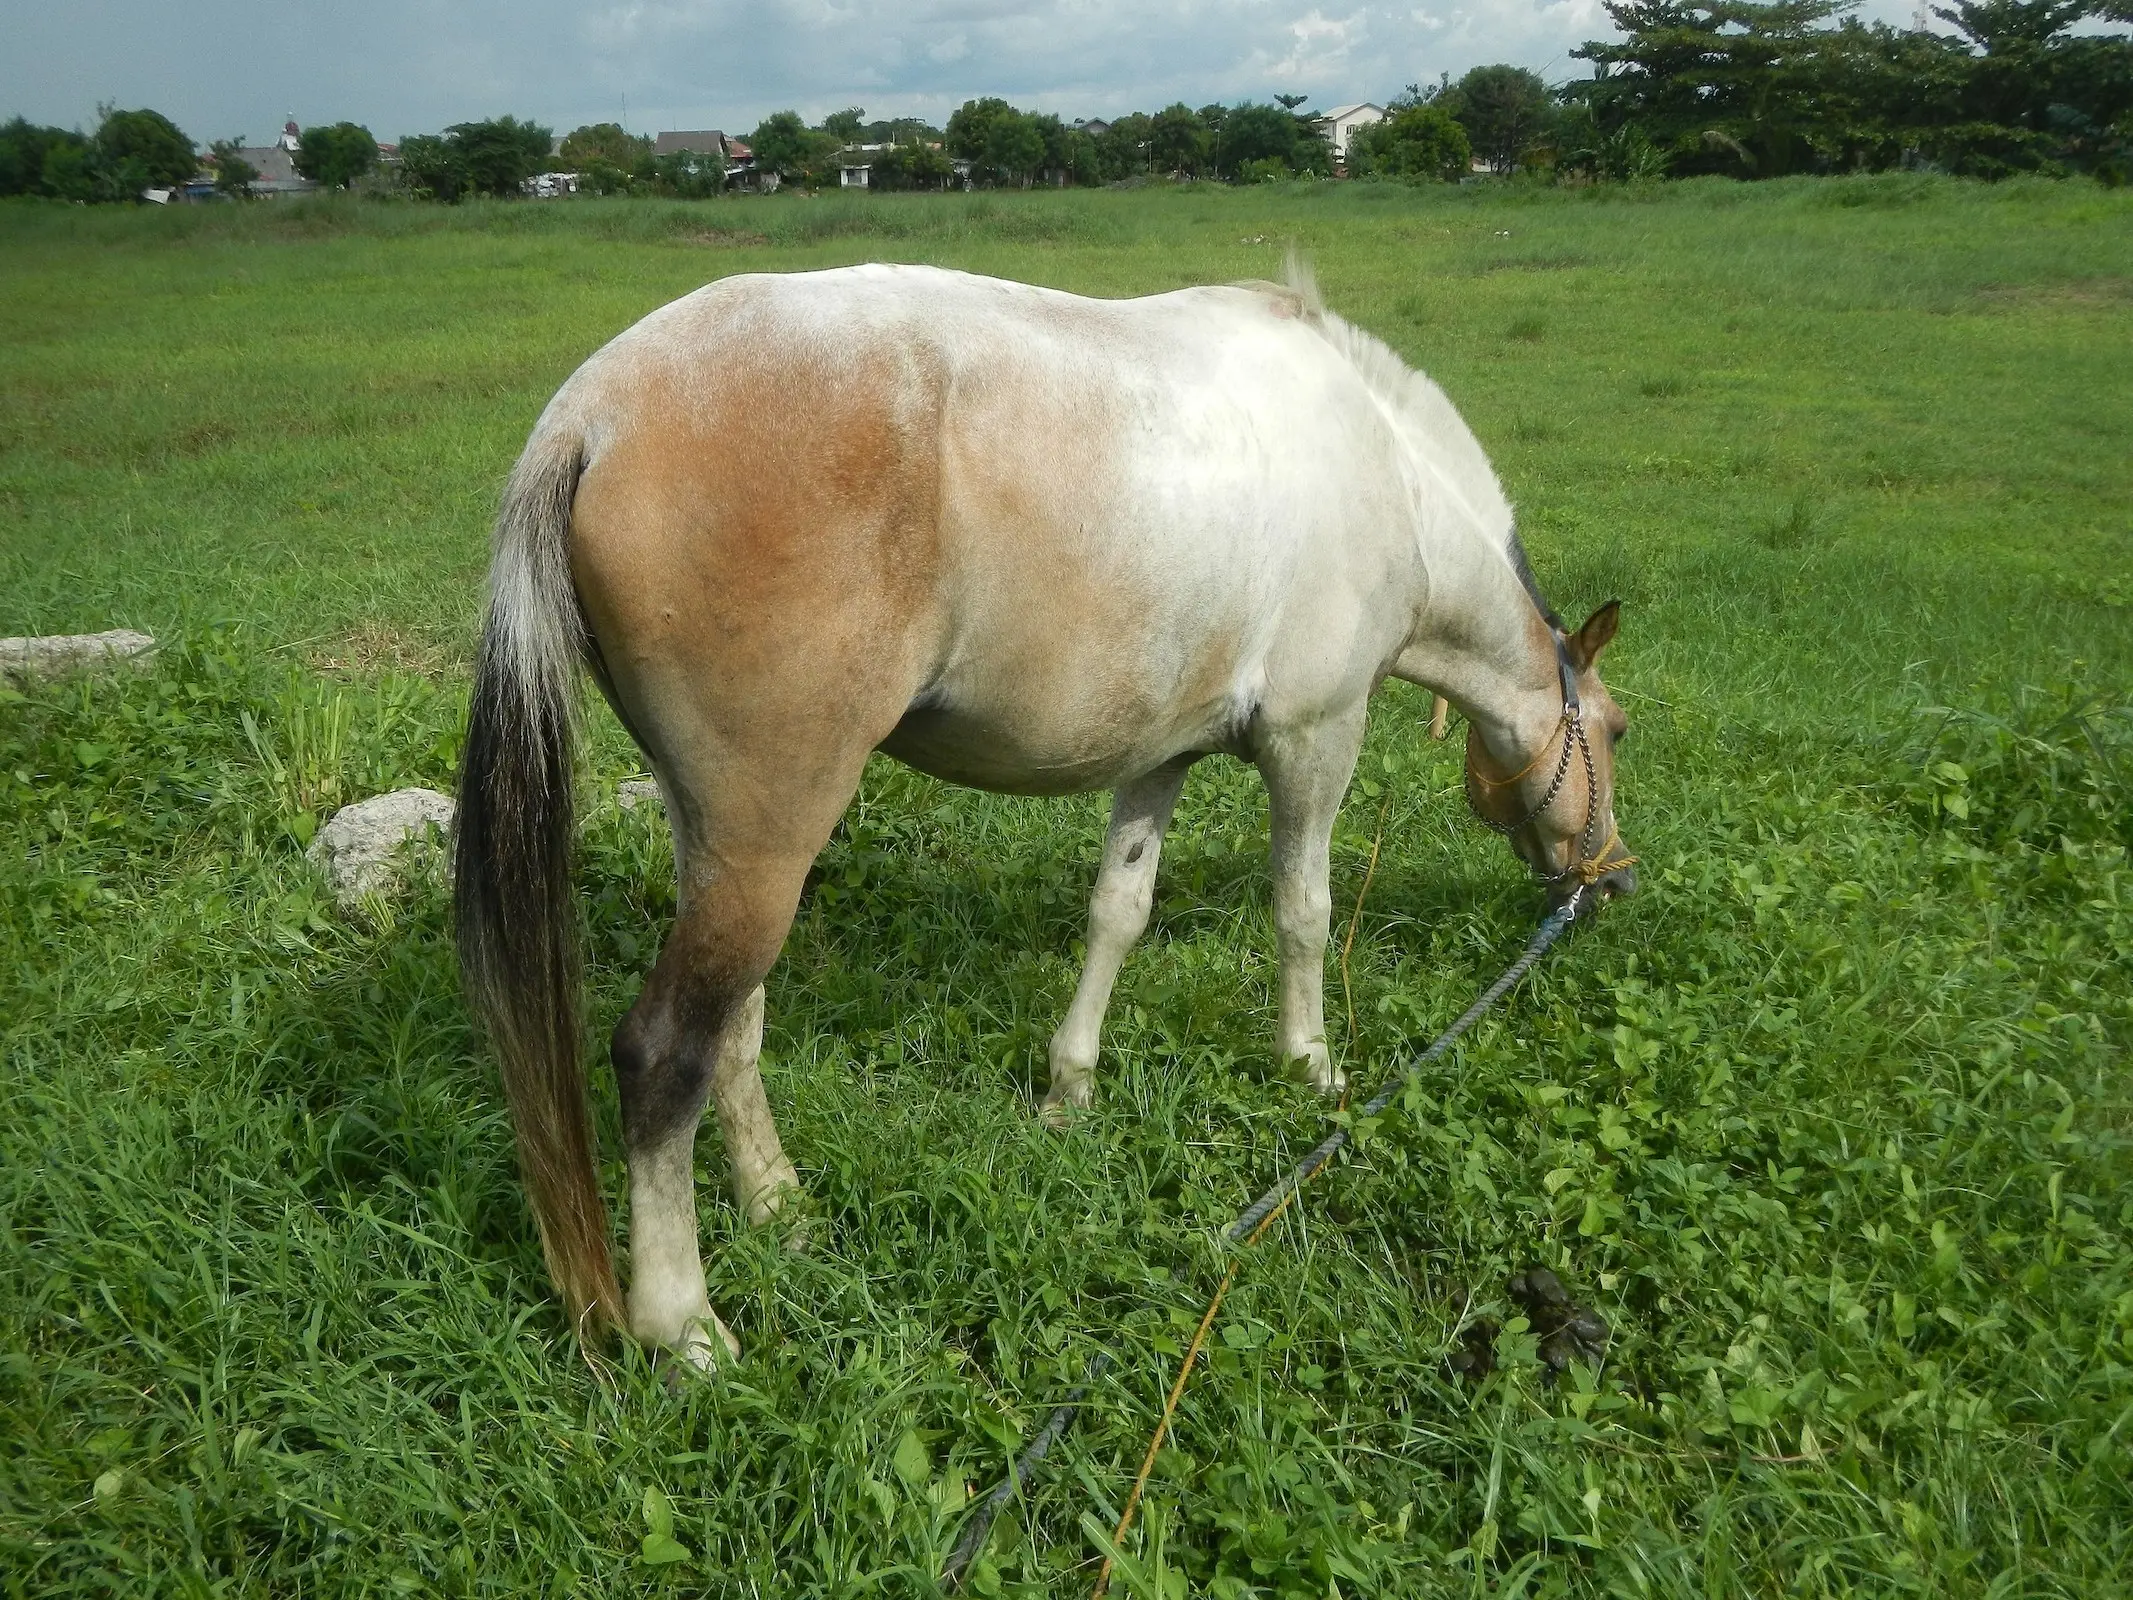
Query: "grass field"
2 178 2130 1597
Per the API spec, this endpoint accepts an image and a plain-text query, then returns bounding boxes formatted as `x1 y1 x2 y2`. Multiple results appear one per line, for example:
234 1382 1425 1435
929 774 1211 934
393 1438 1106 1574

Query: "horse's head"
1464 600 1636 909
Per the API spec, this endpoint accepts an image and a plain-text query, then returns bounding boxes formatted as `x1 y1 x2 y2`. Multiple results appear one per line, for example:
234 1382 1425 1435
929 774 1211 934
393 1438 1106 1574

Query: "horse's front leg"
1258 709 1368 1097
1043 755 1196 1119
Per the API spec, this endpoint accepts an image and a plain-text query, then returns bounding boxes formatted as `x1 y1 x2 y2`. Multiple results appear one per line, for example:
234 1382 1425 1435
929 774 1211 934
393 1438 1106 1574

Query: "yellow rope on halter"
1572 826 1637 886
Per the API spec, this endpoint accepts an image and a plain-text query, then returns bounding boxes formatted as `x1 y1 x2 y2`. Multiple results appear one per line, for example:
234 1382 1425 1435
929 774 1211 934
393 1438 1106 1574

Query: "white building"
1314 103 1385 160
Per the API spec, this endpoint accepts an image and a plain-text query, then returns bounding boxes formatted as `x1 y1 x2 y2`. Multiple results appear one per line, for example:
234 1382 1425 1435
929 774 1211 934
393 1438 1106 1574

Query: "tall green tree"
396 134 465 201
749 111 837 180
1930 0 2133 171
1029 114 1100 183
857 117 943 144
1449 65 1556 171
651 148 724 197
1148 103 1213 175
821 107 866 143
558 123 651 169
40 141 103 201
94 107 198 192
1216 102 1326 177
1568 0 2130 176
867 140 954 190
0 119 85 197
443 116 552 196
294 122 379 190
1096 112 1154 178
946 98 1037 183
1573 0 1873 176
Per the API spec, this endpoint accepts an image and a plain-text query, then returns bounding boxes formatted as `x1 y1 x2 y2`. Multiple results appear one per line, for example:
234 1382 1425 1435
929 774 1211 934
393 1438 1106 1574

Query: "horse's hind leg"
611 819 839 1369
705 984 799 1226
1256 706 1368 1097
1044 755 1195 1118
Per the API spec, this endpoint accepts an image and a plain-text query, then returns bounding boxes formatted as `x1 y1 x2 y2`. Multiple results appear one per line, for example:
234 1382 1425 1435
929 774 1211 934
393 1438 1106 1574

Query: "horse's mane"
1253 255 1544 616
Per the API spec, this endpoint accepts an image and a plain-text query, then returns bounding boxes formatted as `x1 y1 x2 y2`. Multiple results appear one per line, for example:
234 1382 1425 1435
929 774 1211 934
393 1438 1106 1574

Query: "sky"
4 0 1927 145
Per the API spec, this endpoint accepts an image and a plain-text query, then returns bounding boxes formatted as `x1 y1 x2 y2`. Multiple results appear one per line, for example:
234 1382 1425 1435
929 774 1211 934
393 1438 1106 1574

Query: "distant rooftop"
653 130 726 156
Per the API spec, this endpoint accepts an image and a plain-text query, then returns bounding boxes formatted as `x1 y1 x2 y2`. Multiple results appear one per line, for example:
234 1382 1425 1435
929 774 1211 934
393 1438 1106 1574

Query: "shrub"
1349 104 1472 182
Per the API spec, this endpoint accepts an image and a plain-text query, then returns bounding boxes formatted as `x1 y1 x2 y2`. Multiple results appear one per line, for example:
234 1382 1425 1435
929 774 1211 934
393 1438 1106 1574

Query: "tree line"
1568 0 2132 180
2 2 2124 207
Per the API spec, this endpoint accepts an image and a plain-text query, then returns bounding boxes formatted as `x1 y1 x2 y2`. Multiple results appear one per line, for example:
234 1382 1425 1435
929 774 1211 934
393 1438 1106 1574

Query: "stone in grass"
0 629 156 683
617 777 663 812
309 788 456 910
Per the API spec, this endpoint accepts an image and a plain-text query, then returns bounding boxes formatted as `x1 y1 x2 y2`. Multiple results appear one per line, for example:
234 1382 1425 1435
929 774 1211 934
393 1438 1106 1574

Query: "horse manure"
1508 1265 1570 1316
1510 1265 1611 1378
1447 1317 1500 1384
1450 1267 1612 1386
1539 1306 1612 1375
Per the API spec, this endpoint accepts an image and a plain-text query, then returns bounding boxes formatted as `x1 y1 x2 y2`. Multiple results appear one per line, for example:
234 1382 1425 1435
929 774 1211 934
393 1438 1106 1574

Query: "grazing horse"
454 263 1636 1368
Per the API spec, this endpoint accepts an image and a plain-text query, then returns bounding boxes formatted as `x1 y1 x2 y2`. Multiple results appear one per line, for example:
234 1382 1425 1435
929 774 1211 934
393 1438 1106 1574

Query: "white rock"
617 777 664 812
0 630 156 682
309 788 456 909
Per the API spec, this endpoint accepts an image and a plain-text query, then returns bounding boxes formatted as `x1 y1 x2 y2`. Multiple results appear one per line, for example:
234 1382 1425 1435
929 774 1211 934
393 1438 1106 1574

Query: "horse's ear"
1568 600 1621 671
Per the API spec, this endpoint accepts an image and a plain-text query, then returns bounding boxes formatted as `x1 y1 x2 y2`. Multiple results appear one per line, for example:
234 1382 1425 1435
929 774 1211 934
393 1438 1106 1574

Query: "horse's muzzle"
1547 860 1637 911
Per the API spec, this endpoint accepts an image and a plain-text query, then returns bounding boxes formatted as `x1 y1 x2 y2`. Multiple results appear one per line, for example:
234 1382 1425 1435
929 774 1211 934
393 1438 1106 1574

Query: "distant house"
183 120 396 200
652 129 780 190
1314 103 1385 160
211 123 319 197
1074 118 1112 139
653 130 728 158
836 141 901 187
839 144 973 191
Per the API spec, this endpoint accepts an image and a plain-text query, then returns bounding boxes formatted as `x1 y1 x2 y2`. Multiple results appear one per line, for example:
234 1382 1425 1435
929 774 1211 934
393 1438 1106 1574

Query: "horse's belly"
877 684 1236 797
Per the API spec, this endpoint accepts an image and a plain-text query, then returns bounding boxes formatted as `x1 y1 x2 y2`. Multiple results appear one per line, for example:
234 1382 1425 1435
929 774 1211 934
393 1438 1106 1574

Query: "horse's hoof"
1038 1083 1092 1130
650 1313 739 1390
1288 1046 1345 1098
688 1317 740 1366
743 1178 807 1234
774 1209 820 1255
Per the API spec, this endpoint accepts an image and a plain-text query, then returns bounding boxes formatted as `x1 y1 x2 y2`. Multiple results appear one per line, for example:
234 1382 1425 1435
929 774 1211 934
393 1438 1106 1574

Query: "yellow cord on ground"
1092 1189 1301 1600
1339 792 1391 1051
1095 796 1390 1599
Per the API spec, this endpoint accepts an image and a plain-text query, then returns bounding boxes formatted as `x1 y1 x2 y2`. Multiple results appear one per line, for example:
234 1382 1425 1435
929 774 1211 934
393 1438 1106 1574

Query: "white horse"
454 262 1635 1368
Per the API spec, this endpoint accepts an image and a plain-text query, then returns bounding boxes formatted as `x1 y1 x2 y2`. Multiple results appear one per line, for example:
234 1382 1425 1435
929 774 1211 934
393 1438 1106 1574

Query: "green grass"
2 178 2130 1597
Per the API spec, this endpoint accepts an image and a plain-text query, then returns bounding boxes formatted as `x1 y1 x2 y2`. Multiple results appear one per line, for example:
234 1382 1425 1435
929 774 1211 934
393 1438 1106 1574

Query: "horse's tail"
453 426 624 1340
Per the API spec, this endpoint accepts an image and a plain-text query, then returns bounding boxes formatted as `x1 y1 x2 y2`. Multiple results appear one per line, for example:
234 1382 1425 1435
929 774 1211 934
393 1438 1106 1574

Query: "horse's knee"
1274 876 1332 940
1090 870 1156 943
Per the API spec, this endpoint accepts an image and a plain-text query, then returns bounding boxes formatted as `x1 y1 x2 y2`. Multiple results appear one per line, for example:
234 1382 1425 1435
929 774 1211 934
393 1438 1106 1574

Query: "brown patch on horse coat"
570 338 944 857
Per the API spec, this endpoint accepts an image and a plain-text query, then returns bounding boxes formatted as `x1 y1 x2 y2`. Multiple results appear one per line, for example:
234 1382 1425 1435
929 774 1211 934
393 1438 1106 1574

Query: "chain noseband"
1462 632 1636 889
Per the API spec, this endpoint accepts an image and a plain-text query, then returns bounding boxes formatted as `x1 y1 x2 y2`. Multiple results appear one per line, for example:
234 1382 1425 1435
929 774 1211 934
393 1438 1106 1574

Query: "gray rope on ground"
941 889 1584 1590
1226 894 1581 1241
940 1351 1112 1591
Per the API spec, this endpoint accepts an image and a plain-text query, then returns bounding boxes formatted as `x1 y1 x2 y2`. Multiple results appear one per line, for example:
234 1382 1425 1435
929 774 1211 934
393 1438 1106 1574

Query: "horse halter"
1463 631 1636 889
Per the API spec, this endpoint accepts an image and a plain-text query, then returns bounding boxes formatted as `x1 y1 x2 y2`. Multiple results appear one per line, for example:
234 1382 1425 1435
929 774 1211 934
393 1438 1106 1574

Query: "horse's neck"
1391 542 1561 764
